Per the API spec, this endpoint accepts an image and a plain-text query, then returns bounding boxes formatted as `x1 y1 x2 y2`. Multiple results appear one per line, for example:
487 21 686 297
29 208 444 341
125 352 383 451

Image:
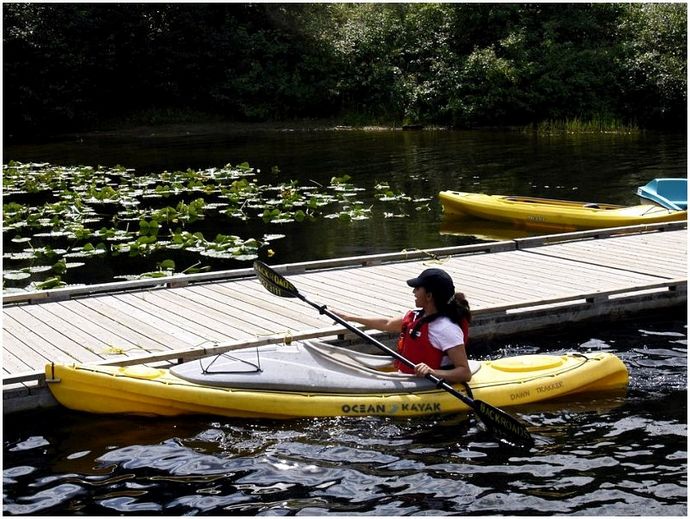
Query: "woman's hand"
330 309 352 321
414 362 435 378
414 347 473 384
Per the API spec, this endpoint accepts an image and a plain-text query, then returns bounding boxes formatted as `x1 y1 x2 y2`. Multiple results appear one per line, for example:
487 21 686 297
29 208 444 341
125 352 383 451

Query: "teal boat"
637 178 687 211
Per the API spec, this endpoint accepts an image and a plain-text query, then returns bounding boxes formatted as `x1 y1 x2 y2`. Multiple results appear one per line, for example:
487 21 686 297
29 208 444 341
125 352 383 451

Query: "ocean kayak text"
341 402 442 415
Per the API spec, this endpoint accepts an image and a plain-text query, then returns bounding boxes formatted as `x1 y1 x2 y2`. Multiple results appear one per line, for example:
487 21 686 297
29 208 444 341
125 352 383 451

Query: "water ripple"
3 484 83 515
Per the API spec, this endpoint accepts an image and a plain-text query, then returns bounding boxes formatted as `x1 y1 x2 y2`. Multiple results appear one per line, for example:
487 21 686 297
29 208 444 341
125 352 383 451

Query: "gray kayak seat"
170 339 481 394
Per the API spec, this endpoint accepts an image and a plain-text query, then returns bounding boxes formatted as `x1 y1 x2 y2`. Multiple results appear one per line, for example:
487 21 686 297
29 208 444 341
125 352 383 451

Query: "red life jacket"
395 311 469 374
392 311 450 373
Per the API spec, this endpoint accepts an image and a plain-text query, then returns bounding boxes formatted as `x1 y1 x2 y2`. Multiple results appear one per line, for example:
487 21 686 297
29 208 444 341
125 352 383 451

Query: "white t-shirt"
428 316 465 351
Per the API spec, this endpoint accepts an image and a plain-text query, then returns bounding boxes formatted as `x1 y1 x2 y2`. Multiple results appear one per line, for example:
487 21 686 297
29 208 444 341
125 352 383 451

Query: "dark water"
3 127 687 272
3 128 687 515
3 311 687 516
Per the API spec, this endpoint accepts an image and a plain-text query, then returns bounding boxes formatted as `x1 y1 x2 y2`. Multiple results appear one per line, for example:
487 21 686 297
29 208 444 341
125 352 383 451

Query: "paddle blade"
474 399 533 447
253 260 299 298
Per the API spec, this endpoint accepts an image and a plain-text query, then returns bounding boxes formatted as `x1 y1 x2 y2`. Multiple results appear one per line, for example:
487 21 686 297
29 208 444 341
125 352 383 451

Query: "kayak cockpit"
170 340 481 394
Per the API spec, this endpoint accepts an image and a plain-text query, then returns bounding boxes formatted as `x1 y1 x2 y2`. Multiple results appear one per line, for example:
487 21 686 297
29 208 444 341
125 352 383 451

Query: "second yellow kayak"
439 190 686 230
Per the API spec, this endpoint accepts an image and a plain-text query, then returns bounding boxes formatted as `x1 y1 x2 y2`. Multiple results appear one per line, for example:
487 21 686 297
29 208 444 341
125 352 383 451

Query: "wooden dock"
3 222 686 413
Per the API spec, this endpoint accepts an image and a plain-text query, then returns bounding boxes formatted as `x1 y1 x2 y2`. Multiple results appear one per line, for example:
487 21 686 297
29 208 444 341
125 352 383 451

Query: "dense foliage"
3 3 686 138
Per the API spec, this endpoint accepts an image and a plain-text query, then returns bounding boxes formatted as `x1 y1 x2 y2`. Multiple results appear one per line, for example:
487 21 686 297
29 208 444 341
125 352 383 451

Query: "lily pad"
199 250 235 259
26 265 54 273
3 252 36 261
263 234 286 241
3 271 32 281
32 231 73 238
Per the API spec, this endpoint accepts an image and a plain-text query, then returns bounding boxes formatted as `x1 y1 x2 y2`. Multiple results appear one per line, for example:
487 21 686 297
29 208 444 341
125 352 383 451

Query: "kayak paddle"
253 260 533 447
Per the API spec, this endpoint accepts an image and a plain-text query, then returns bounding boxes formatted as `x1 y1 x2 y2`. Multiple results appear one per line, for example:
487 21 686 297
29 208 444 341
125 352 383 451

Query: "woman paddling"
333 268 472 384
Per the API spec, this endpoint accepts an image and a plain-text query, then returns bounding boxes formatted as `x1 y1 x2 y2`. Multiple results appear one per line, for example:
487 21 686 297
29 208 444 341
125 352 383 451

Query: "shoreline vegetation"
528 117 640 135
4 4 684 141
104 109 643 135
25 112 645 147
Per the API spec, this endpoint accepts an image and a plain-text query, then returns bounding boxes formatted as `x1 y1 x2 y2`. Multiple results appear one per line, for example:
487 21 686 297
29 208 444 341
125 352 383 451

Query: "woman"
333 268 472 384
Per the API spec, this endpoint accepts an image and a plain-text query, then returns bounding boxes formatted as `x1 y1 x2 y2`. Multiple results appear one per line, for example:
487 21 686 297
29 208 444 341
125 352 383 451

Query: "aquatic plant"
2 161 430 292
529 117 641 135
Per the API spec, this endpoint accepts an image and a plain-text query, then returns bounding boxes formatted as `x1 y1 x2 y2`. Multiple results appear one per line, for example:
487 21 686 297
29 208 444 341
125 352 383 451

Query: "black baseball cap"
407 268 455 303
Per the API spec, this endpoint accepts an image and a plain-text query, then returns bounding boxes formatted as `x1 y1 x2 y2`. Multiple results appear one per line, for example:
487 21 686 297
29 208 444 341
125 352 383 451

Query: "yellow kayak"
45 341 628 418
439 190 686 230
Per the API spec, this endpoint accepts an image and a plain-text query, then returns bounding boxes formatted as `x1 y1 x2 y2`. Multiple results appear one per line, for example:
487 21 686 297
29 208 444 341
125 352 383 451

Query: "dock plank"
356 263 512 308
446 256 566 297
2 332 33 373
38 301 146 354
3 315 77 364
10 305 107 362
535 245 685 279
526 231 687 279
295 271 410 312
371 257 569 302
116 290 254 341
202 283 316 324
200 283 329 329
58 300 176 354
78 296 207 348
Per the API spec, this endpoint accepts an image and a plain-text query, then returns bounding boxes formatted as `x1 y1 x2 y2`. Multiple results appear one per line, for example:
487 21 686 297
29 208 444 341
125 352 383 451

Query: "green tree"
617 3 687 128
3 3 686 136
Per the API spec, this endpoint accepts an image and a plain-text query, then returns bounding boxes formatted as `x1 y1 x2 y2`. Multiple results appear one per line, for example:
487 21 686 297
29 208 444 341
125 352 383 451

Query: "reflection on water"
3 312 686 515
439 215 545 241
5 127 686 206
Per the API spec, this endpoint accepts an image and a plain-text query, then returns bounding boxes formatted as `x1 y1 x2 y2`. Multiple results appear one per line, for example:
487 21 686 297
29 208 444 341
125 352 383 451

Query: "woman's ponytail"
446 292 471 324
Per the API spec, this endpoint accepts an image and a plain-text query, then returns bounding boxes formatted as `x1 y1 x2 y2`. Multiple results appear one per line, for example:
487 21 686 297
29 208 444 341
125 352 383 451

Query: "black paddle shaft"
252 261 533 446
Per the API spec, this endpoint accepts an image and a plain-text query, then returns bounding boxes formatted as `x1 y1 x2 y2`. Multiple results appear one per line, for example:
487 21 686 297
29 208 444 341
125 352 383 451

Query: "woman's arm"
414 345 472 384
331 310 403 334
